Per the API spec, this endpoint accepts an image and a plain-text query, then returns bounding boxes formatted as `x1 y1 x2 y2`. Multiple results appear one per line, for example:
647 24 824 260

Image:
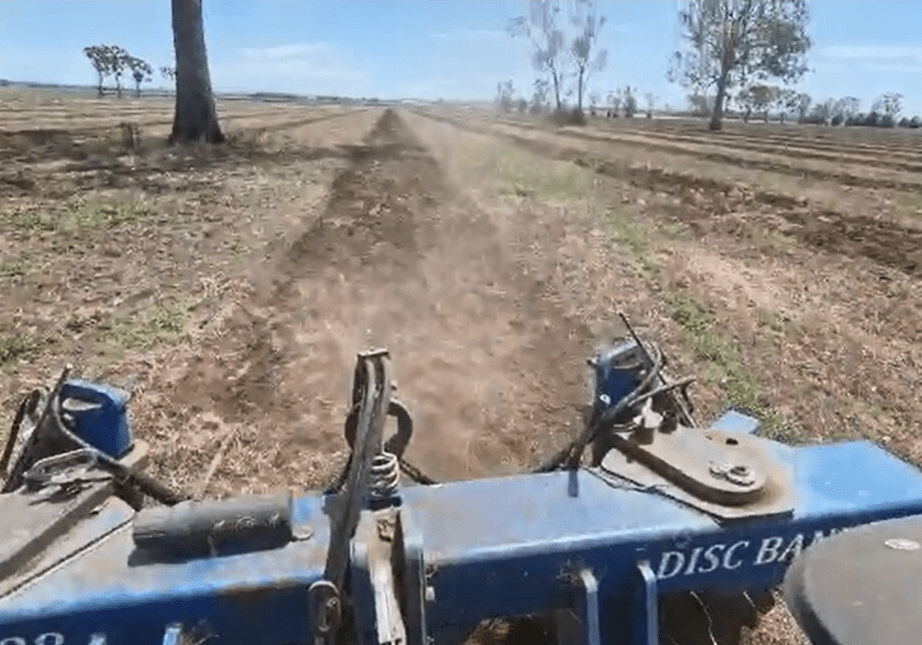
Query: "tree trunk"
96 73 104 98
577 68 584 112
709 71 730 131
115 75 122 99
135 82 142 99
551 70 561 111
170 0 224 144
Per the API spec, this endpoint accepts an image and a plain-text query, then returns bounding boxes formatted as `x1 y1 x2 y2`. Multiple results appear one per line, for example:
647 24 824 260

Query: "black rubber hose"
0 392 34 478
533 340 665 473
49 392 188 506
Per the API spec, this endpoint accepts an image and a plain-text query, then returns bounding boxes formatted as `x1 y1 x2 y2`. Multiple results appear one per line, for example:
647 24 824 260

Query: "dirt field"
2 88 921 644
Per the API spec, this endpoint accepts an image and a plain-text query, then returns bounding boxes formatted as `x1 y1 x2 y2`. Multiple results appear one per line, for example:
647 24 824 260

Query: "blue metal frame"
4 410 922 645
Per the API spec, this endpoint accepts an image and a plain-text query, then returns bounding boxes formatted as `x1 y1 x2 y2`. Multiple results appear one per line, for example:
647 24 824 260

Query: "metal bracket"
600 422 795 521
632 561 658 645
352 508 408 645
24 448 111 493
554 569 603 645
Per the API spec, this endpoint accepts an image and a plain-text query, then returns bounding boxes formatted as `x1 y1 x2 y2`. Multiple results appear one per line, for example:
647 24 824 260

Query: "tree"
739 84 777 122
106 45 130 99
509 1 568 111
160 65 177 85
621 85 638 118
687 92 713 116
169 0 224 144
644 92 656 117
531 77 550 114
83 45 112 97
606 91 622 116
668 0 812 130
495 80 515 112
873 92 903 119
127 57 153 98
839 96 860 121
568 0 607 112
807 98 833 125
784 91 810 122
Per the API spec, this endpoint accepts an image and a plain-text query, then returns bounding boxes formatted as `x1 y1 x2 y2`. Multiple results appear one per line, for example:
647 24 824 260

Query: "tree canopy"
669 0 812 130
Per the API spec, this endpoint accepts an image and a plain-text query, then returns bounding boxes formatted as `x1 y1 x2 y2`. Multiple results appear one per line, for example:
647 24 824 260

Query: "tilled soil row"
418 110 922 280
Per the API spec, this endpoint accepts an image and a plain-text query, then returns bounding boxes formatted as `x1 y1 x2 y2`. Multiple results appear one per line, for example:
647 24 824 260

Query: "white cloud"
240 42 336 62
430 28 508 41
214 41 369 94
817 44 922 72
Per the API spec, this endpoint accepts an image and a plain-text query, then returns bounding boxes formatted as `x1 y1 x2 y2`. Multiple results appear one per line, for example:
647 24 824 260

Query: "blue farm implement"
0 319 918 645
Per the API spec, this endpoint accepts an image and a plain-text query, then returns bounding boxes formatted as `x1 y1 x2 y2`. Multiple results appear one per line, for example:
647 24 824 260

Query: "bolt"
726 464 756 486
710 462 756 486
709 461 729 478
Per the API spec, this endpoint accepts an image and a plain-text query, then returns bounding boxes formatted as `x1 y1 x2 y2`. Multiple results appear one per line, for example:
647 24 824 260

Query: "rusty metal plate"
0 497 135 599
600 428 794 522
0 440 148 587
0 475 115 583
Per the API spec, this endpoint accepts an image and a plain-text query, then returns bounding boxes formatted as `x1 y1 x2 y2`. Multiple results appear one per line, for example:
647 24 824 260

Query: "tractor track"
0 108 362 167
0 106 348 137
415 110 922 280
173 108 590 495
591 124 922 169
0 109 369 198
486 116 922 192
557 115 922 159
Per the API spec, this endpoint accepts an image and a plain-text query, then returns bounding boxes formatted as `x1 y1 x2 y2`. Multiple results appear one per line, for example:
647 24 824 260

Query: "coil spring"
369 451 400 499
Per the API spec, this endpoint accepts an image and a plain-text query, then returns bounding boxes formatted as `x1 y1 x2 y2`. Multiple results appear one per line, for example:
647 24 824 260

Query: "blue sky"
1 0 921 114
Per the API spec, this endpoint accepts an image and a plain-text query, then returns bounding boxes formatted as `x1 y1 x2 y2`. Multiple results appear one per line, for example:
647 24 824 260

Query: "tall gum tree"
509 1 568 112
169 0 224 144
668 0 811 131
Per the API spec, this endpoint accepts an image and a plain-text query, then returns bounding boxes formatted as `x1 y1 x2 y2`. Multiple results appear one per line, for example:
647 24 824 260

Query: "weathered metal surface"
402 440 922 644
59 379 134 459
5 342 922 645
783 513 922 645
351 508 407 645
132 492 295 558
603 425 778 505
2 438 922 645
0 494 331 645
0 497 134 599
599 428 795 521
0 466 114 583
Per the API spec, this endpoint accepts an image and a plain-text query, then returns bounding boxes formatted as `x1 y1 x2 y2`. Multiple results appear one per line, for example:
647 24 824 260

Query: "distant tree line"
685 89 919 129
497 0 815 130
497 0 916 132
502 0 608 124
82 44 174 98
79 0 224 144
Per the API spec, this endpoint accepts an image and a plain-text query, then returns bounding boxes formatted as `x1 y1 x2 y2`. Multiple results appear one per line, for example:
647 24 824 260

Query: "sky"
1 0 921 114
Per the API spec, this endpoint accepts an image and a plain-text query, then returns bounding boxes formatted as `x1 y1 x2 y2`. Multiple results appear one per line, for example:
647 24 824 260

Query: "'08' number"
0 634 65 645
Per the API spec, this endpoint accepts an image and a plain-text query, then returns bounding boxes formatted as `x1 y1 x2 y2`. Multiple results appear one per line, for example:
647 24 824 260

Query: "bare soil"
2 92 920 645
